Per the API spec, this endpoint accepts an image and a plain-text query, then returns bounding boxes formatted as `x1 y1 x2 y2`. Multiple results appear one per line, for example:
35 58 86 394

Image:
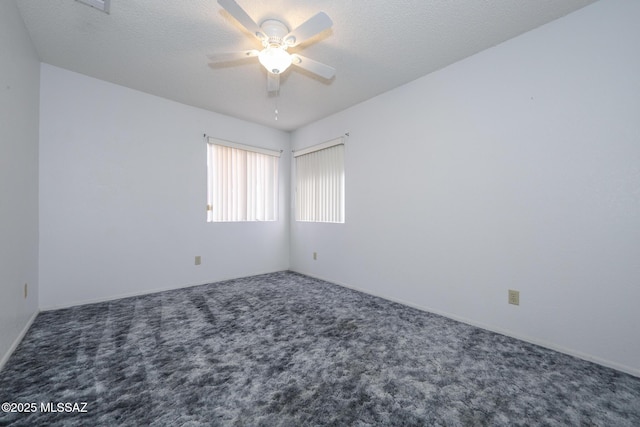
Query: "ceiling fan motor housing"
260 19 290 48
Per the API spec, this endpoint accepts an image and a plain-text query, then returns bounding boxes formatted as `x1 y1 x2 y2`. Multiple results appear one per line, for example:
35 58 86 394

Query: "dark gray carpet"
1 271 639 426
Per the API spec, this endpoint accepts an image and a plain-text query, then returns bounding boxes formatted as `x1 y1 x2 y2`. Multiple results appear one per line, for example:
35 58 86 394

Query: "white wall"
39 64 290 309
291 0 640 376
0 0 40 368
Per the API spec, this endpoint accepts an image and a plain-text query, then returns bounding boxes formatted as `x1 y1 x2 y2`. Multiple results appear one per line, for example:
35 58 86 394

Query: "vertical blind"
207 139 279 222
295 139 345 223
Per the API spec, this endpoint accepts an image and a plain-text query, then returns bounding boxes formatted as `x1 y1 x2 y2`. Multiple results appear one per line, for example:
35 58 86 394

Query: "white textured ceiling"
16 0 596 131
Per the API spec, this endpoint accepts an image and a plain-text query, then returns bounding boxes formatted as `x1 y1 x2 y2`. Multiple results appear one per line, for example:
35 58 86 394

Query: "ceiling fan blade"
291 54 335 79
267 72 280 93
217 0 265 40
207 50 259 63
284 12 332 47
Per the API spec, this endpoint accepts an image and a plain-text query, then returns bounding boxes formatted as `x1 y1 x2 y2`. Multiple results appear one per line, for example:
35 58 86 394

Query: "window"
294 138 345 223
207 137 280 222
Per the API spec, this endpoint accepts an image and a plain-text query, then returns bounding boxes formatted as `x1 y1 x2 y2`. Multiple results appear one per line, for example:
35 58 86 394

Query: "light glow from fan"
258 45 292 74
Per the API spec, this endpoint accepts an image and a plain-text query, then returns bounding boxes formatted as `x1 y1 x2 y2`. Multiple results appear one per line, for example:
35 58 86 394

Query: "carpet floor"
1 271 639 426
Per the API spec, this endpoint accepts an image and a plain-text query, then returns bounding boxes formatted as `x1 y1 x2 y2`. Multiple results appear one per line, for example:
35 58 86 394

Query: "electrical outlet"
24 283 28 299
313 252 317 260
508 289 520 306
195 256 201 265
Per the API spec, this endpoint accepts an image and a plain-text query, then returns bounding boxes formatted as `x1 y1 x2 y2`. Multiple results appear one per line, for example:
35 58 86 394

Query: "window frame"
293 137 345 224
206 137 281 223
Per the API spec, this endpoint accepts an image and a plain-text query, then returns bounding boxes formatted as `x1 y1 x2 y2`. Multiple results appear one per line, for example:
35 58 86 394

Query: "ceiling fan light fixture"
258 46 292 74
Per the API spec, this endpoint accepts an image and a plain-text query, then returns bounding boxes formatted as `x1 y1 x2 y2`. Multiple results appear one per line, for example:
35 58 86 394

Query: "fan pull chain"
274 90 279 121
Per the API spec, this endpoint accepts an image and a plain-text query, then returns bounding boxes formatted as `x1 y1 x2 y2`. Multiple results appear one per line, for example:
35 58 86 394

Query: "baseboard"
40 269 288 311
0 310 39 372
291 269 640 379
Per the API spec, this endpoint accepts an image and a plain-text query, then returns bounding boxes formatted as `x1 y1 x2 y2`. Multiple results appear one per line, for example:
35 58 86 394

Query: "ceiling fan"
209 0 335 93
